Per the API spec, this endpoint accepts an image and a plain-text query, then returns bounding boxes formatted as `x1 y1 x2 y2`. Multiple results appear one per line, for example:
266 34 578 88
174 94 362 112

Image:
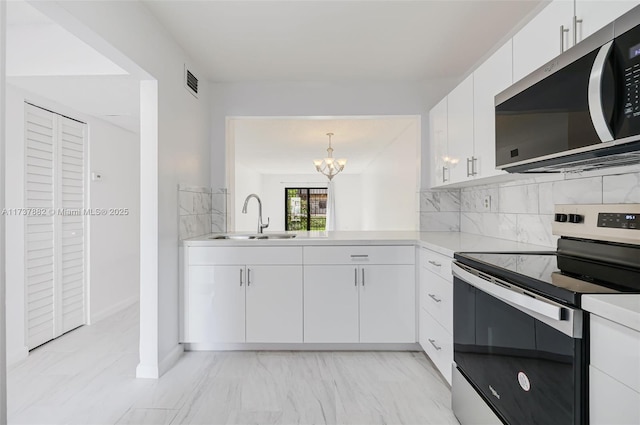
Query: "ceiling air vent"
184 64 199 98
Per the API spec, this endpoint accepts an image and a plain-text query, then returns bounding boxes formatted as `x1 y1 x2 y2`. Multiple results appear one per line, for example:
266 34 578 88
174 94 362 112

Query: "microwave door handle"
588 40 614 142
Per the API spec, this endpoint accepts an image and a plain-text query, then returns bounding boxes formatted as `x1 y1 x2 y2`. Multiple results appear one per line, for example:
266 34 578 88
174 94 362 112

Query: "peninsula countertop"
182 231 552 257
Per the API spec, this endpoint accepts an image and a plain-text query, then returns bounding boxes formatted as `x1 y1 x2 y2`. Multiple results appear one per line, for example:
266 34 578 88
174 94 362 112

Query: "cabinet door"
429 97 449 187
473 40 512 179
447 75 474 184
590 365 640 425
186 265 245 343
246 265 303 343
304 265 359 343
575 0 639 43
359 265 415 343
513 0 574 82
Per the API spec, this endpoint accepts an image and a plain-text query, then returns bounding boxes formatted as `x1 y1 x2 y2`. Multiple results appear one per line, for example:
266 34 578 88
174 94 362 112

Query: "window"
285 187 327 231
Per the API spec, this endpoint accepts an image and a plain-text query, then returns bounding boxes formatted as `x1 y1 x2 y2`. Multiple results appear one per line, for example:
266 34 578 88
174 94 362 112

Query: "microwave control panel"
623 62 640 118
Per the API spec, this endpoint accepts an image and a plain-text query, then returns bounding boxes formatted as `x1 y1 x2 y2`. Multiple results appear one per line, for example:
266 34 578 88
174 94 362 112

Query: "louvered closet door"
56 116 85 334
25 105 56 349
25 103 86 350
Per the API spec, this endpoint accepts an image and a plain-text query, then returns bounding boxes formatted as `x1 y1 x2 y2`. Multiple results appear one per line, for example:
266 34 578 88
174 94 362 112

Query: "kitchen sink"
209 233 296 240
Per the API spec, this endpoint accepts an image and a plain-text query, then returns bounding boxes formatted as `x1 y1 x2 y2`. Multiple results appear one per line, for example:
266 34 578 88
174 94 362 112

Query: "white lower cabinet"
359 265 416 343
186 265 245 343
246 265 303 343
304 265 359 343
589 314 640 424
303 246 416 344
183 244 416 346
420 307 453 384
418 246 454 384
182 247 303 344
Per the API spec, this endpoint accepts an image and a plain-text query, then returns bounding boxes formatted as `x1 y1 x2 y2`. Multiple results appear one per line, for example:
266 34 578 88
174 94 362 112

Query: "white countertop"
183 230 552 257
583 294 640 333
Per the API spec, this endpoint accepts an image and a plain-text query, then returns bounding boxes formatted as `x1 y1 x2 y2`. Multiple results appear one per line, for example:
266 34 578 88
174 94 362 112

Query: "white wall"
212 80 455 192
1 1 8 421
87 118 140 322
360 120 419 230
33 1 213 377
4 83 140 364
234 162 262 232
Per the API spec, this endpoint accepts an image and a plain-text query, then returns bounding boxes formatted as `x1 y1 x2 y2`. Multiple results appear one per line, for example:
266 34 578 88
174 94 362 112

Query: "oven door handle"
452 262 582 338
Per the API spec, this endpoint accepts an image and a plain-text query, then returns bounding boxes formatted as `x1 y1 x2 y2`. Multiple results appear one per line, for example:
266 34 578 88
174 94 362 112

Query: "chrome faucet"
241 193 270 233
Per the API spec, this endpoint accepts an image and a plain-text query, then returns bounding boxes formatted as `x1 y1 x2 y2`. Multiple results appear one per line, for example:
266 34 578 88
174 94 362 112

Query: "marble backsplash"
178 185 228 239
420 168 640 248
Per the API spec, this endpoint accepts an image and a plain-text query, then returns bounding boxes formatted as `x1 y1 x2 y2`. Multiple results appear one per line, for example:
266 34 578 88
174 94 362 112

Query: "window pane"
285 187 327 231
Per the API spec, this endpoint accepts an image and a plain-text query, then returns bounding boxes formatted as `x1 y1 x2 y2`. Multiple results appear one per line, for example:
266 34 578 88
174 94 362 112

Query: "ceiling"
143 0 545 82
6 0 139 132
233 117 418 175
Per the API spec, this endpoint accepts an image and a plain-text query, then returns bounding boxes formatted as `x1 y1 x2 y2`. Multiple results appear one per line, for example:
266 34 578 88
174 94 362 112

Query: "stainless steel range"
451 204 640 425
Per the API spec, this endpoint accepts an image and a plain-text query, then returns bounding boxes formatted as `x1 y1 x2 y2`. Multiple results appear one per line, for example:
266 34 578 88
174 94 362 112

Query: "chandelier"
313 132 347 181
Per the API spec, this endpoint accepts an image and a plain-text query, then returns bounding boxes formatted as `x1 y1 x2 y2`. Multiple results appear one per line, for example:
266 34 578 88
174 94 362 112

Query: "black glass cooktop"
454 250 640 307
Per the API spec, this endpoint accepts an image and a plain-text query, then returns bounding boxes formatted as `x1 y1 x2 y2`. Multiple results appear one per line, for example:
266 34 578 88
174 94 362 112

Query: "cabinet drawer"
419 247 452 280
590 315 640 393
419 307 453 385
188 246 303 265
303 245 415 265
420 271 453 334
590 365 640 425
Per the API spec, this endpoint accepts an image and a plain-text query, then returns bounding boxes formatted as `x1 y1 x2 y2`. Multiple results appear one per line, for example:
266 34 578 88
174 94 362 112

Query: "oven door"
452 262 586 425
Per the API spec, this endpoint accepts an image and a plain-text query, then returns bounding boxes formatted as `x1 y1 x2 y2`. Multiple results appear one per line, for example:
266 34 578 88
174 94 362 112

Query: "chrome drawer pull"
428 260 442 267
428 339 442 351
428 293 442 303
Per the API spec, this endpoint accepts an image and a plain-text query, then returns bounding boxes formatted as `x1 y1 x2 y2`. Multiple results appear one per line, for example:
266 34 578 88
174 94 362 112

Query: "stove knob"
569 214 583 224
555 213 568 222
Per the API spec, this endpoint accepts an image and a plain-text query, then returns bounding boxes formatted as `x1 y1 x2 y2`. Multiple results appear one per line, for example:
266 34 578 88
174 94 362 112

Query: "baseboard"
136 344 184 379
158 344 184 376
6 346 28 367
90 295 139 324
184 342 420 351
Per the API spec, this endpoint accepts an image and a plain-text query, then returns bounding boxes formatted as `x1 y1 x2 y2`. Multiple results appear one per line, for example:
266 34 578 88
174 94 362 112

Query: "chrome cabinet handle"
442 166 448 183
240 268 243 286
350 254 368 258
466 157 478 177
428 293 442 303
247 268 251 286
362 268 365 286
354 268 358 286
560 25 569 52
573 15 583 45
428 260 442 267
428 339 442 351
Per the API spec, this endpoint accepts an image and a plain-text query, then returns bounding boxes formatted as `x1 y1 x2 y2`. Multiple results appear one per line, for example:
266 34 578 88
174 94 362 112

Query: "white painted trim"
6 346 29 367
159 344 184 376
89 295 139 325
136 80 159 379
184 342 420 351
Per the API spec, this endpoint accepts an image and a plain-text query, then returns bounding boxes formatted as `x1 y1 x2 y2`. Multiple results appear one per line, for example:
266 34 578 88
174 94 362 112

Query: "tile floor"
7 305 459 425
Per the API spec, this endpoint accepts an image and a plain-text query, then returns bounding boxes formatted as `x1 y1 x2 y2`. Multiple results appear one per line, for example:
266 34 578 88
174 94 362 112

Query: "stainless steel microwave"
495 5 640 173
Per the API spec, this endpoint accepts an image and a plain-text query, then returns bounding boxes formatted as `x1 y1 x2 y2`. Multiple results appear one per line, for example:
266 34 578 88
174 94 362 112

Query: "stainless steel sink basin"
208 233 296 240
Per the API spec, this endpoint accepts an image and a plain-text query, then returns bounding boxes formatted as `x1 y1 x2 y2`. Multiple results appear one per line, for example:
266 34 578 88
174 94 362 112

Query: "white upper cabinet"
429 97 449 187
446 74 474 184
513 0 574 82
473 40 513 179
574 0 640 42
